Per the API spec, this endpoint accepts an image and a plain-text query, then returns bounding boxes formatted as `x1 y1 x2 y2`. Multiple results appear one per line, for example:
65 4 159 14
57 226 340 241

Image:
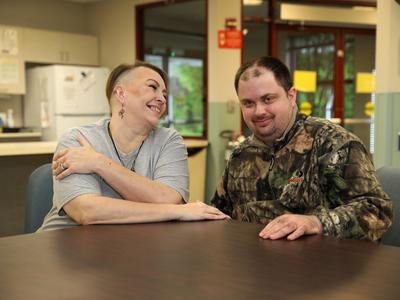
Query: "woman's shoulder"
151 127 183 141
78 118 109 134
148 127 184 147
58 118 109 146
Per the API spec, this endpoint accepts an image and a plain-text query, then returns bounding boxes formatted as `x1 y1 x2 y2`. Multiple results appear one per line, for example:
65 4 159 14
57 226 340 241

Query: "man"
211 56 392 241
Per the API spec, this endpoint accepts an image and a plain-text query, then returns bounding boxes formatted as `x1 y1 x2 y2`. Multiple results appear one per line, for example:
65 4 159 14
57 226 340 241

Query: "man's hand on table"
259 214 323 241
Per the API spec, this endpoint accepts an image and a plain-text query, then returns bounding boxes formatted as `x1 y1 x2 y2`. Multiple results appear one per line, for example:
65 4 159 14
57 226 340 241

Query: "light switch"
398 132 400 151
227 99 236 114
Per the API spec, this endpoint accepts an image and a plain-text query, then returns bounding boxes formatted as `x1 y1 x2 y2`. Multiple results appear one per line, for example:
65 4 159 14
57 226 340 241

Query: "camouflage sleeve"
312 141 393 241
210 164 234 216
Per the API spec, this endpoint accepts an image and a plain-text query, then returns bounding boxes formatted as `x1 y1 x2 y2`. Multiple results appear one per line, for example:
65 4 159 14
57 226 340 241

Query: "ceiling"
61 0 103 3
145 1 205 25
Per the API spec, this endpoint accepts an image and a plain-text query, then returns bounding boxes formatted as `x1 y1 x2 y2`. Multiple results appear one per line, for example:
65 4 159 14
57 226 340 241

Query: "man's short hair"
234 56 293 94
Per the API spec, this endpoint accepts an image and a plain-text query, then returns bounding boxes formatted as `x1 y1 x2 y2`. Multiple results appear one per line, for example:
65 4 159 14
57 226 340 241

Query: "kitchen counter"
0 132 42 139
0 132 42 143
0 141 57 156
0 139 208 157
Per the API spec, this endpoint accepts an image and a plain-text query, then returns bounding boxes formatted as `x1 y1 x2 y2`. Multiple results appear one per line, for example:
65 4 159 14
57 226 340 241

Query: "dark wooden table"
1 220 400 300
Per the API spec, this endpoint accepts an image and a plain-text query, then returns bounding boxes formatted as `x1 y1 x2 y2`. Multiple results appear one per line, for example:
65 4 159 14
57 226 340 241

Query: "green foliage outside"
291 33 335 118
344 36 355 119
170 63 204 137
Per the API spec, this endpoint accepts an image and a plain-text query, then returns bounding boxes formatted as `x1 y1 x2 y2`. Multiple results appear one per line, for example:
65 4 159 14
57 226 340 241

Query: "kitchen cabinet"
0 25 25 94
23 28 98 66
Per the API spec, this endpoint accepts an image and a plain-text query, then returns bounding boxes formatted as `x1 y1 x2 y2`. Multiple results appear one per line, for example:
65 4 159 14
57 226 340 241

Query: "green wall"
374 92 400 168
205 101 241 202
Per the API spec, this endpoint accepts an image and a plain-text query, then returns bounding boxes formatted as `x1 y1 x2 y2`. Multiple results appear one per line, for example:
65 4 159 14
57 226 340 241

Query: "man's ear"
287 87 297 107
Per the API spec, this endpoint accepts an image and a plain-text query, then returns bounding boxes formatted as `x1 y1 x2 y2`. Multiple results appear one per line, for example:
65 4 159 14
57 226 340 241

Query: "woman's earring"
118 105 125 119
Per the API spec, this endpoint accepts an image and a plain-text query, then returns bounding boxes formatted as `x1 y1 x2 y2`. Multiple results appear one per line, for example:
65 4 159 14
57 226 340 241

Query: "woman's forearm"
64 194 181 225
63 195 229 225
94 154 182 204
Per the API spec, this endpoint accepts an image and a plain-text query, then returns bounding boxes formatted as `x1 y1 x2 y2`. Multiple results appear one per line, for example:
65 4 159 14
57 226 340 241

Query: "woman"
39 61 228 231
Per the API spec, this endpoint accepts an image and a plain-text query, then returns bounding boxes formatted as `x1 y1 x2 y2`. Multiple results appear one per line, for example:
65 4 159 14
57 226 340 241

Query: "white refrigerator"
24 65 110 141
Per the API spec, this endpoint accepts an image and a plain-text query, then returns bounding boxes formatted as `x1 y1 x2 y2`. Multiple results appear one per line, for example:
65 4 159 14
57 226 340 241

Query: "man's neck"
275 105 298 143
255 105 298 147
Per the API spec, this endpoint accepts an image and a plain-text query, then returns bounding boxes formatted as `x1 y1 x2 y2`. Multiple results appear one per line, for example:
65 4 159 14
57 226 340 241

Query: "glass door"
343 32 375 152
276 27 375 152
277 29 336 120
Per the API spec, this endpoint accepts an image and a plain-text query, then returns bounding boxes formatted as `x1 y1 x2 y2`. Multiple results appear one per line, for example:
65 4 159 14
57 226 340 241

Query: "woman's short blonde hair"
105 61 168 102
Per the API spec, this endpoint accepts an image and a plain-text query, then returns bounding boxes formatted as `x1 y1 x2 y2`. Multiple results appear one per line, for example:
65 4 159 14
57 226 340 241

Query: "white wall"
208 0 241 105
86 0 151 69
0 0 89 33
375 0 400 94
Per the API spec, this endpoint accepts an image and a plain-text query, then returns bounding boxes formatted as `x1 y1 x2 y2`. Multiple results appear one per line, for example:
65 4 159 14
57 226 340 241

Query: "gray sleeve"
53 129 102 215
153 131 189 202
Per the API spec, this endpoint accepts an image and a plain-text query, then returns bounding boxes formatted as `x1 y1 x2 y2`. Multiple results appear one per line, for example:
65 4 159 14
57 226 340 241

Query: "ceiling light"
244 0 263 6
352 6 376 12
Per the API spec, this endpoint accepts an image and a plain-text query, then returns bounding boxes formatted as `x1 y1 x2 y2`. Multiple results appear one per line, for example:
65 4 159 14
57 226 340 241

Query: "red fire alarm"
225 18 237 30
218 29 242 49
218 17 242 49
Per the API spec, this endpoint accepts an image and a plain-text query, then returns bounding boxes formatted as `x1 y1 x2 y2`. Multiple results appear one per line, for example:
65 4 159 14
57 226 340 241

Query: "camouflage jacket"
211 113 393 241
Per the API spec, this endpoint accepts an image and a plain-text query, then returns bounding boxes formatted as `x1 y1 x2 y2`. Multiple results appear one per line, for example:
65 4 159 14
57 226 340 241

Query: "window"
278 30 336 119
136 0 207 138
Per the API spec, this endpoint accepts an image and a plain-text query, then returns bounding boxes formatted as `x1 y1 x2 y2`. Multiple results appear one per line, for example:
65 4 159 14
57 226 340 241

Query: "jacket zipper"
269 155 275 171
268 155 276 200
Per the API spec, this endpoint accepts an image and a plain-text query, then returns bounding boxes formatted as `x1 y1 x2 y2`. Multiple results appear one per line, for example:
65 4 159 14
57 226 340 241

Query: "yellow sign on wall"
356 72 375 93
294 70 317 92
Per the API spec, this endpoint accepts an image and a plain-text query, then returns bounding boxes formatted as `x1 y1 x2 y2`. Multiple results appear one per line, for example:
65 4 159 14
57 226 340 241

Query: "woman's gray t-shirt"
38 118 189 231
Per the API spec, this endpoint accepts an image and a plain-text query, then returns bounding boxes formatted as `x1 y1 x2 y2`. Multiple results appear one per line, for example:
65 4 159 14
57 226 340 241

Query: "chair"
24 163 54 233
377 166 400 246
